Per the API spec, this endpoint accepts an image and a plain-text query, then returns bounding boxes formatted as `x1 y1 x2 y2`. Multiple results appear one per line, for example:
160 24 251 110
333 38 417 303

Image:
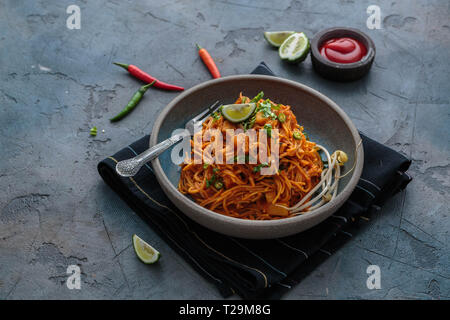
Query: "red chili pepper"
196 44 221 79
113 62 184 91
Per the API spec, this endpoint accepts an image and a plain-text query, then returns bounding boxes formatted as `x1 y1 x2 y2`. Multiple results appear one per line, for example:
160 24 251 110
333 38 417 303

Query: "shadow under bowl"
150 75 363 239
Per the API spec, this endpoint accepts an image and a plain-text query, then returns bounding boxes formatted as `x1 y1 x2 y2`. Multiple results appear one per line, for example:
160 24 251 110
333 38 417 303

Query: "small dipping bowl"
311 27 376 81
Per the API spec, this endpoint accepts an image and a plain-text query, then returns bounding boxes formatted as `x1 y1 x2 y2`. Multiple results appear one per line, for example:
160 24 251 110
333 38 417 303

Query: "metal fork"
115 101 220 177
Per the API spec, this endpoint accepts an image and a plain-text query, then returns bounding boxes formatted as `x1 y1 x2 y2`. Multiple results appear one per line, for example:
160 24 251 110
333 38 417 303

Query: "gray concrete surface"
0 0 449 299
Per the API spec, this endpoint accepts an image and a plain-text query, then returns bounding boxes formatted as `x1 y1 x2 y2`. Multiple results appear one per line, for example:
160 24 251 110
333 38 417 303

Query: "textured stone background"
0 0 449 299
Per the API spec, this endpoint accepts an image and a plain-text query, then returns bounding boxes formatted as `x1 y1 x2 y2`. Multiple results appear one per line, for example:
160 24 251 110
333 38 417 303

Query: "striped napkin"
98 62 412 299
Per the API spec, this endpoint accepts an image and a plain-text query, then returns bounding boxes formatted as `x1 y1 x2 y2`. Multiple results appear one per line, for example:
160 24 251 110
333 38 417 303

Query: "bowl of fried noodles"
150 75 363 239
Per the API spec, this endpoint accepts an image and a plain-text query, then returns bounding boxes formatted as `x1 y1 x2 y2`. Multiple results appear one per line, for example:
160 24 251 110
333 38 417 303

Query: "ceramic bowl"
150 75 363 239
310 27 376 81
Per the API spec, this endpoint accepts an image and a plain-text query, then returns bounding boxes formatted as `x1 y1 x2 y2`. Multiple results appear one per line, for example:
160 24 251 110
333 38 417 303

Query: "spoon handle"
115 134 184 177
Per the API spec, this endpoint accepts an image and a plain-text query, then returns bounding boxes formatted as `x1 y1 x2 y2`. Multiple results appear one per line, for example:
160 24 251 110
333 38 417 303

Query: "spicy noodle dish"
178 91 351 220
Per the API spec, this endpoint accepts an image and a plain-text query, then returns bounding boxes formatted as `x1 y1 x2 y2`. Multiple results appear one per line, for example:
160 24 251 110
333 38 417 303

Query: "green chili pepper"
278 112 286 123
293 130 302 140
214 181 223 190
110 80 156 122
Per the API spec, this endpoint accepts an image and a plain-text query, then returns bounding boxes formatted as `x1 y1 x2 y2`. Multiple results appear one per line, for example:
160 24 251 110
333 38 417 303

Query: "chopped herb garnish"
253 162 269 172
234 154 250 163
206 174 216 188
212 112 221 121
258 100 277 120
303 130 309 141
206 173 224 190
242 114 256 131
250 91 264 103
272 104 281 110
90 126 97 136
242 92 279 130
213 167 219 173
264 123 272 137
203 163 209 169
240 93 264 130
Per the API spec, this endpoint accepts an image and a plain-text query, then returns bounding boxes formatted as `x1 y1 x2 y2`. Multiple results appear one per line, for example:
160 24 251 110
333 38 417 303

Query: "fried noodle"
178 92 349 220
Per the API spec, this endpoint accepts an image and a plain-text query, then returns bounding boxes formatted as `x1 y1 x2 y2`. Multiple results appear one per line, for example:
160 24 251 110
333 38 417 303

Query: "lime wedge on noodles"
133 234 160 264
221 103 256 123
279 32 310 63
264 31 296 47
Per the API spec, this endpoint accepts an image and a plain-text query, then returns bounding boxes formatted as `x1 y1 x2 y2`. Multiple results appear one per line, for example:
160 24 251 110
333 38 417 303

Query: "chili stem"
113 62 129 70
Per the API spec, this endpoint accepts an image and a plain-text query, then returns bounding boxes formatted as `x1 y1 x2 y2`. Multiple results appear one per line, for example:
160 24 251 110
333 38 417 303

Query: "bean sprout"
277 140 362 215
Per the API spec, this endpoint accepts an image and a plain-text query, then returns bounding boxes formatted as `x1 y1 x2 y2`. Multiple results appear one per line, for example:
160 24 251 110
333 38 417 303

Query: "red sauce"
320 37 367 63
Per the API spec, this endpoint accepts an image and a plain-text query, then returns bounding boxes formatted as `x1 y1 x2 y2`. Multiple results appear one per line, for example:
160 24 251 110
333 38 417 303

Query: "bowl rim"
311 27 376 69
150 74 364 228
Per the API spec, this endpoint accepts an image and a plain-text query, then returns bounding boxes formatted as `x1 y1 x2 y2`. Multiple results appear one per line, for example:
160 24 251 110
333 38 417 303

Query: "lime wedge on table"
133 234 160 264
279 32 310 63
221 103 256 123
264 31 296 47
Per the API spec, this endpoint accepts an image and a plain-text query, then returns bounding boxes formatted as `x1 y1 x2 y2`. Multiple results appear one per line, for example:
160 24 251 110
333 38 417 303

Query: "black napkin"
98 62 412 299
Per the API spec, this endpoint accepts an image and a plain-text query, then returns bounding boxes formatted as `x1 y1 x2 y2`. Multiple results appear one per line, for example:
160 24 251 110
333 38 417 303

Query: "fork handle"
115 133 186 177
